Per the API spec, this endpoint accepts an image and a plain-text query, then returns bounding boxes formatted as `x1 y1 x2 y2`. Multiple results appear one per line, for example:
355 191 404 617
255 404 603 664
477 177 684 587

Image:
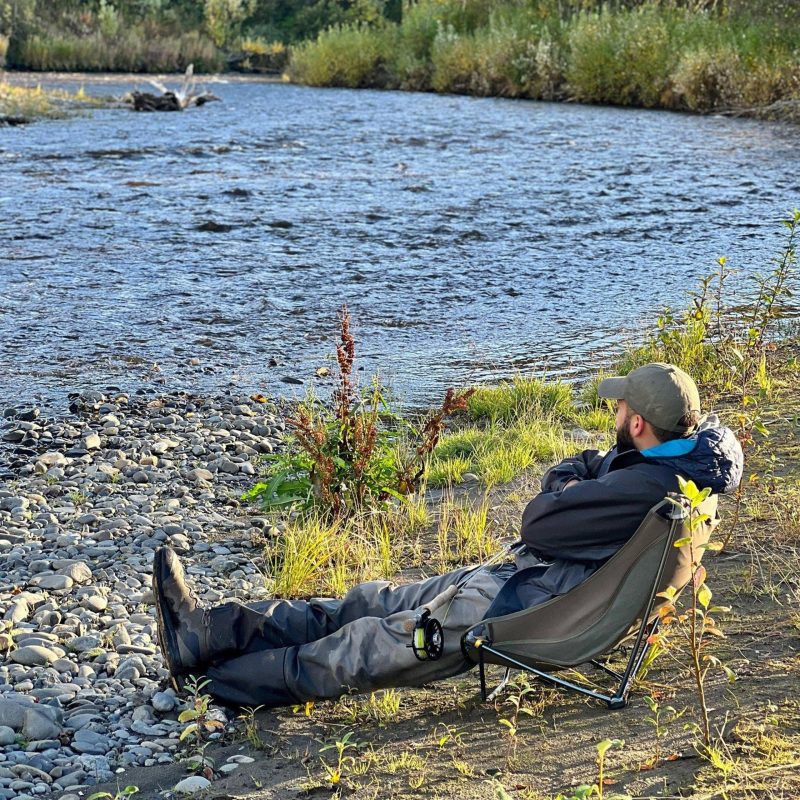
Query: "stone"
82 433 101 450
187 468 213 483
70 636 102 653
0 726 16 745
174 776 211 794
22 709 61 742
57 563 92 584
28 575 73 592
150 692 175 713
70 730 110 755
81 595 107 613
9 646 59 667
37 452 66 468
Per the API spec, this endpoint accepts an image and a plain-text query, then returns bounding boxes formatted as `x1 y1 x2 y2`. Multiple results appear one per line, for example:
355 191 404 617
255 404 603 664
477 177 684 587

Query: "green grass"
467 376 574 424
427 376 612 489
0 81 106 122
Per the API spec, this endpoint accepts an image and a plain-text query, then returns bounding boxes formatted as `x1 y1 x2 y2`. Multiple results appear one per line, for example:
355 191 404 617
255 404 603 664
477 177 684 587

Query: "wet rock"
0 726 16 745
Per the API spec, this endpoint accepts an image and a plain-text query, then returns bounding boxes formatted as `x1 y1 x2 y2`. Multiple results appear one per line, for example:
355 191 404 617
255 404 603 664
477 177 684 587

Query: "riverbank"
0 81 110 125
289 1 800 116
1 343 798 798
3 2 799 119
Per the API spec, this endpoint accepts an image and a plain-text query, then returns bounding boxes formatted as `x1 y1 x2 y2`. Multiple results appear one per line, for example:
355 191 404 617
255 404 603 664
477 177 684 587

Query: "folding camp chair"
461 493 719 709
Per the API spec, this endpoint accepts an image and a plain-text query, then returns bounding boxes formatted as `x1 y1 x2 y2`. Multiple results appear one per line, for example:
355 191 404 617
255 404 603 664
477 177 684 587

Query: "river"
2 76 798 411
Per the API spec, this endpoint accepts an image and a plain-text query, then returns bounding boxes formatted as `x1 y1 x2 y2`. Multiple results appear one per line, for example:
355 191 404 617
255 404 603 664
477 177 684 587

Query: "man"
154 363 742 707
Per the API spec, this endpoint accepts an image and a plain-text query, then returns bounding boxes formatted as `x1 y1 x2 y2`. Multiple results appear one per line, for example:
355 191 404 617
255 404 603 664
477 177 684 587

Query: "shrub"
431 24 521 96
11 28 222 72
566 6 675 107
289 23 393 88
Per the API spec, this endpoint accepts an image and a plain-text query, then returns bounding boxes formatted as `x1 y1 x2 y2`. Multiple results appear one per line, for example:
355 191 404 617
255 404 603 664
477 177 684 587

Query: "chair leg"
486 667 513 702
478 648 487 701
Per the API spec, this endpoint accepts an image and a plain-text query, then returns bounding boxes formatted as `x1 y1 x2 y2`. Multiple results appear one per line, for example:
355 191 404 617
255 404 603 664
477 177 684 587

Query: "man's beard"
615 421 636 453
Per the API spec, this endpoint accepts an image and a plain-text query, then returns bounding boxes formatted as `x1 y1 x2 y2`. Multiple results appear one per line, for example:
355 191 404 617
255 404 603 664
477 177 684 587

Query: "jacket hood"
640 414 743 494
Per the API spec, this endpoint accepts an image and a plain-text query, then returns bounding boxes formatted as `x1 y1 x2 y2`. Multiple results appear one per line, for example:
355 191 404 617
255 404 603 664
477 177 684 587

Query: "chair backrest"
464 494 718 670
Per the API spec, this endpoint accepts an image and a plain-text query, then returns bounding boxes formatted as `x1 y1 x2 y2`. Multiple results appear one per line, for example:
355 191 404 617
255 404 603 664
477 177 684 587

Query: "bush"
566 6 675 107
289 23 393 88
431 24 535 97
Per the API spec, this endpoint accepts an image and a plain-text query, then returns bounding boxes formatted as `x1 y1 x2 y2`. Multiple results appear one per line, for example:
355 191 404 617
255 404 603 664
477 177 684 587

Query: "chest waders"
406 540 524 661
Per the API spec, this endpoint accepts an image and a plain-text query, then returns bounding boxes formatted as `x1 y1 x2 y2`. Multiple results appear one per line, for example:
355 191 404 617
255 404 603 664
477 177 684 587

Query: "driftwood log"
125 65 220 113
130 91 181 112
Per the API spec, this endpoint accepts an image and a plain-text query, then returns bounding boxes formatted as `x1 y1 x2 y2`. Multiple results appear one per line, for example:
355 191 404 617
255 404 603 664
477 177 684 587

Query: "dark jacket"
483 418 743 618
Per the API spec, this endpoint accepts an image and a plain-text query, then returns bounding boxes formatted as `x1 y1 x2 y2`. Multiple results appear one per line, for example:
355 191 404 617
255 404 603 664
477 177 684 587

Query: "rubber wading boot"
153 546 210 686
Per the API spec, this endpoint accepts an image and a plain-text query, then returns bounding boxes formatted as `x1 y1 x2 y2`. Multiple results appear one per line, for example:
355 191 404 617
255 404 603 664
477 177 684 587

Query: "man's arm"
522 468 670 561
539 449 609 493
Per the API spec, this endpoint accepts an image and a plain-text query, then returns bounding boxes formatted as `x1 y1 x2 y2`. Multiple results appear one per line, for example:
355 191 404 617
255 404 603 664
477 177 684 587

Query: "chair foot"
486 667 513 702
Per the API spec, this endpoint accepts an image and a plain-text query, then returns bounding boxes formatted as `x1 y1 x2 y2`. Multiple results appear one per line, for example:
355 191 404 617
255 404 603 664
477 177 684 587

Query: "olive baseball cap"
597 362 701 433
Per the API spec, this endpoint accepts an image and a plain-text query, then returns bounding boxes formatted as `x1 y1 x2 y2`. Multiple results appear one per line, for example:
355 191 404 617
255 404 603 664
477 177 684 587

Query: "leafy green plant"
497 683 537 765
654 478 736 751
236 704 266 750
555 738 628 800
642 694 685 768
243 305 473 517
87 786 139 800
178 675 225 774
318 730 367 786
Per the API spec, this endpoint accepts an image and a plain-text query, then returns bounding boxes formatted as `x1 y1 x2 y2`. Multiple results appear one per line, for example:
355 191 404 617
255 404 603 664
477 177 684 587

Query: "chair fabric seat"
463 494 718 675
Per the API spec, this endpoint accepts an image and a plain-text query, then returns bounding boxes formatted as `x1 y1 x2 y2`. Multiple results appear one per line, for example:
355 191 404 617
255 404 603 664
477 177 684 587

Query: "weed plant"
244 305 473 518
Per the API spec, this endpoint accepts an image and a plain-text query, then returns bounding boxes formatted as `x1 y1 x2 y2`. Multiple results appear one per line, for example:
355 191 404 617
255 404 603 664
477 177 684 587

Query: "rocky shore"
0 389 285 798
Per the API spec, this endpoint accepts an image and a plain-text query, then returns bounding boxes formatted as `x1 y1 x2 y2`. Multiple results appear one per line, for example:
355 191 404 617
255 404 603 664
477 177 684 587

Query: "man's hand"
563 480 580 489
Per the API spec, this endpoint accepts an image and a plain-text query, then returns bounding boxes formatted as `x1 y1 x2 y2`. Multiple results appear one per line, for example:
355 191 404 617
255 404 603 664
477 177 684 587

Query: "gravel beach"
0 389 283 798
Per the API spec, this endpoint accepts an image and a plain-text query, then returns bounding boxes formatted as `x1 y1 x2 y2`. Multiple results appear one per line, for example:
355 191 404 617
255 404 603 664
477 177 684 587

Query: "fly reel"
408 608 444 661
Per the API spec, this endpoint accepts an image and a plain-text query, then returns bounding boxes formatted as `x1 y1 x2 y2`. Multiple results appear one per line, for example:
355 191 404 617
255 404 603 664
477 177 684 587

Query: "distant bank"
2 1 798 118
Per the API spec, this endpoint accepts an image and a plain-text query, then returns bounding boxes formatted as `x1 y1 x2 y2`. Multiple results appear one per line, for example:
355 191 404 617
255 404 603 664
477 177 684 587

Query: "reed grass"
427 375 605 489
0 81 103 121
10 28 222 73
436 494 501 570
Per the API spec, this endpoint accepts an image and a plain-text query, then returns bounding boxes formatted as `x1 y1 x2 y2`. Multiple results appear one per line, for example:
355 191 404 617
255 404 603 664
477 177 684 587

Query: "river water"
2 76 798 411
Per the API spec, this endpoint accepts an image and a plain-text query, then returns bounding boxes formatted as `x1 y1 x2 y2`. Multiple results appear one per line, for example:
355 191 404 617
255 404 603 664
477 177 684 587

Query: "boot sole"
153 547 190 687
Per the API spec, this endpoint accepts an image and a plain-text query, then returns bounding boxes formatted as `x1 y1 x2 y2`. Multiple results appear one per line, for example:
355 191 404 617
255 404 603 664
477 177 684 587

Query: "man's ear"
630 413 647 437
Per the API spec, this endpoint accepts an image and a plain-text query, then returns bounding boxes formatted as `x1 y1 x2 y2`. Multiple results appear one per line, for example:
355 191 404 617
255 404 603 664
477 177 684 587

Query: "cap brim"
597 376 627 399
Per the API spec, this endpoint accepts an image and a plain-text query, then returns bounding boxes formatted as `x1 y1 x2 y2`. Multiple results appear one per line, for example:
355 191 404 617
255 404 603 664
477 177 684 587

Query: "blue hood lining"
641 438 698 458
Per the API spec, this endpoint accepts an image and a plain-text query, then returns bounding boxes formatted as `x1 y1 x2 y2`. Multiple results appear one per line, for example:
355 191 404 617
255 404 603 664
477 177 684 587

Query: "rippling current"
1 77 799 410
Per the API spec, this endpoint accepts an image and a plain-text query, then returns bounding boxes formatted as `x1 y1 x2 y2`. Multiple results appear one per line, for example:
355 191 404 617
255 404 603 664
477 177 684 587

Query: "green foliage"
555 738 628 800
319 730 369 786
289 0 800 112
244 306 472 517
204 0 255 47
87 786 139 800
653 478 734 753
289 22 393 87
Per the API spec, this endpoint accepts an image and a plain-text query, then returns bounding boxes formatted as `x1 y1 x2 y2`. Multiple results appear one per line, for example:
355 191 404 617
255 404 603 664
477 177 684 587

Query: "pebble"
0 390 278 793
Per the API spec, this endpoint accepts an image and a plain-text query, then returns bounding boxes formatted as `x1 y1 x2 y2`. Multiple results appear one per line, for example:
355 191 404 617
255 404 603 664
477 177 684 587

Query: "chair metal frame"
463 501 687 710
